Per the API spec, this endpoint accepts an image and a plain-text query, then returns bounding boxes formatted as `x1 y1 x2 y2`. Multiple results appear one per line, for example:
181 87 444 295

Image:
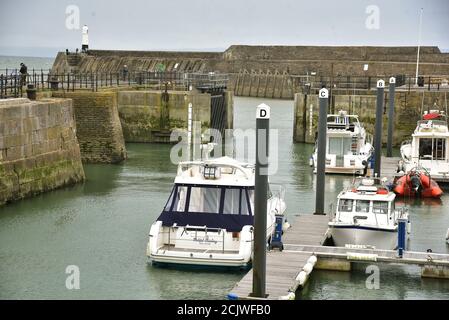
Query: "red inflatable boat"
394 171 443 198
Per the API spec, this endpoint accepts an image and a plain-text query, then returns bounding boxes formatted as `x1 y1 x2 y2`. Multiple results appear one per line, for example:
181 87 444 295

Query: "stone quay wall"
294 90 449 147
51 91 127 163
117 90 211 143
0 98 85 205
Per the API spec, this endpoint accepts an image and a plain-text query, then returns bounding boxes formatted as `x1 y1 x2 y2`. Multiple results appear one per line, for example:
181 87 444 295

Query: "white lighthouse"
82 25 89 53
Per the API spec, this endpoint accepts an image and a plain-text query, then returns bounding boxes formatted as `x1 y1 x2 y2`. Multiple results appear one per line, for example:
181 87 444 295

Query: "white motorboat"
146 156 286 268
399 109 449 183
329 177 410 250
311 110 373 175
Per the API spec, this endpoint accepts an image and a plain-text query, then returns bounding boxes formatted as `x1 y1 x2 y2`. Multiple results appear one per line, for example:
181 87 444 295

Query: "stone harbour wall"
0 98 85 205
294 90 449 147
117 90 211 143
52 91 127 163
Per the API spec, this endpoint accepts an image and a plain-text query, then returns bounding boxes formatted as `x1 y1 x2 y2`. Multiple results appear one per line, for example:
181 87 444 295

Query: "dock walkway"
229 214 329 300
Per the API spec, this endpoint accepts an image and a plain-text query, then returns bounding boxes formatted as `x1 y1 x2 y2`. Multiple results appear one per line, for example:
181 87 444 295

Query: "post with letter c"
315 88 328 215
252 103 270 298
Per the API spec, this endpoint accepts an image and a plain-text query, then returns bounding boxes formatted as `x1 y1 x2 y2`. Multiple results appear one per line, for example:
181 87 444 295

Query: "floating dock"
229 211 449 300
229 214 330 300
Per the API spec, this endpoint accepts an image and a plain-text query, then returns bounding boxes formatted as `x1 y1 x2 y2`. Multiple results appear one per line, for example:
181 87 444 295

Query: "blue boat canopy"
156 184 254 232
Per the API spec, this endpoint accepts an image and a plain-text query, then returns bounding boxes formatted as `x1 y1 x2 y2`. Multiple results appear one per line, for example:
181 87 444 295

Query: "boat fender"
227 293 238 300
407 221 412 235
309 156 314 167
279 292 296 300
445 228 449 242
303 262 314 275
295 271 308 286
347 252 378 261
307 255 317 266
282 220 291 232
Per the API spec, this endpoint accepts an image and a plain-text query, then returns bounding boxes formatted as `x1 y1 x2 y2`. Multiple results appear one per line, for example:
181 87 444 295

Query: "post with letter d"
252 103 270 298
315 88 328 215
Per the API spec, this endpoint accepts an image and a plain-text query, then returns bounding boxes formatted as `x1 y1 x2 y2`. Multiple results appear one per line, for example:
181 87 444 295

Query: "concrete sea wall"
0 98 85 205
293 90 449 147
52 91 127 163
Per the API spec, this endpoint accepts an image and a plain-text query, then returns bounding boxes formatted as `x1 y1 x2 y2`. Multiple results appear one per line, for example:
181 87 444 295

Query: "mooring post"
374 80 385 177
397 218 407 258
387 77 396 157
252 103 270 298
315 88 328 215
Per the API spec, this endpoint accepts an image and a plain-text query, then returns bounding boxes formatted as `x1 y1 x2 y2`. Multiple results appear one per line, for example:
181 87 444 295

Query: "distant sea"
0 56 55 73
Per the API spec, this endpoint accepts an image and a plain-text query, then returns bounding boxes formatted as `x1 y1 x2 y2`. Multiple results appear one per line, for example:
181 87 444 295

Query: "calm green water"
1 97 449 299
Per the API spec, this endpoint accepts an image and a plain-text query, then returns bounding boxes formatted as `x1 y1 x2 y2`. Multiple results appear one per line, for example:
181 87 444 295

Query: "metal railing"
293 74 449 93
0 69 229 99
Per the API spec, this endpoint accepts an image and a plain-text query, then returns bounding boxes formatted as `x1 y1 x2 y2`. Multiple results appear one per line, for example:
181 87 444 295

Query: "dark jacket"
20 65 27 74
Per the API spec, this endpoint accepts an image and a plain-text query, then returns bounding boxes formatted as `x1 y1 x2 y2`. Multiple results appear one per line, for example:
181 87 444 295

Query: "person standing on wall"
19 63 28 86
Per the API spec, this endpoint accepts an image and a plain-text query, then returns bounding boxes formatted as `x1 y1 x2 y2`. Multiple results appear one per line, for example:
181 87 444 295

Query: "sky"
0 0 448 57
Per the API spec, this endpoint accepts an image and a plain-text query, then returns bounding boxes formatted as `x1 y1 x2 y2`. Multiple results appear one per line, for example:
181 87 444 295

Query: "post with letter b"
374 80 385 176
252 103 270 298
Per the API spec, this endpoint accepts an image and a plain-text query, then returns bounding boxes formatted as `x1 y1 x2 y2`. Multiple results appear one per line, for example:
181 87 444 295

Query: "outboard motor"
410 174 422 196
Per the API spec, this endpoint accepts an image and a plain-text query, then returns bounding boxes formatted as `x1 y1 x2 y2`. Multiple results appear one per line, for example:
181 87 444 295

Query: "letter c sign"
319 88 329 99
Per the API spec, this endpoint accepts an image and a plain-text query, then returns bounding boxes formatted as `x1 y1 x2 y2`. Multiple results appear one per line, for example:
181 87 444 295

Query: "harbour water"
0 56 448 299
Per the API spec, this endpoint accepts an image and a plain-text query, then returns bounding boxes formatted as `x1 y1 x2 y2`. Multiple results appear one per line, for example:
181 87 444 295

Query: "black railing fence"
292 74 449 93
1 68 447 99
0 69 229 99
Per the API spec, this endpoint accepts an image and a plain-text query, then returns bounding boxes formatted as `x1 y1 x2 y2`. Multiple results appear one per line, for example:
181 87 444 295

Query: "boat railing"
178 160 253 180
269 183 286 214
393 207 409 223
162 225 228 253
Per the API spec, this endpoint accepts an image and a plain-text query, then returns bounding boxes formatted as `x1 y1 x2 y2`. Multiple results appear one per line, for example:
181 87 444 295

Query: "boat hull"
330 224 398 250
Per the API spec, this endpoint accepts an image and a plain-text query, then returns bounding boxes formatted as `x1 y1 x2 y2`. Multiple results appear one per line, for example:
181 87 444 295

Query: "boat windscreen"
157 184 255 231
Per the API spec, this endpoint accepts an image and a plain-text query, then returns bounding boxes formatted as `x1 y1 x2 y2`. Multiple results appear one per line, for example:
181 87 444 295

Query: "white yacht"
311 110 373 175
399 109 449 183
329 177 410 250
146 156 286 268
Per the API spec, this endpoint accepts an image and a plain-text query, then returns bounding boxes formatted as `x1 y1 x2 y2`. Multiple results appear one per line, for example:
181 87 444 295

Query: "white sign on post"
389 77 396 84
319 88 329 99
256 103 271 119
377 80 385 88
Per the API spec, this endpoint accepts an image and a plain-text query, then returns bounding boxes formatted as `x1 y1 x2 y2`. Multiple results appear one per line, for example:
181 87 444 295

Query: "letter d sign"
256 103 271 119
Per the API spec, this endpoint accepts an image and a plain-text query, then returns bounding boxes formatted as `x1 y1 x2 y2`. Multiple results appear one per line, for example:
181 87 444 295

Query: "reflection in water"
0 97 448 299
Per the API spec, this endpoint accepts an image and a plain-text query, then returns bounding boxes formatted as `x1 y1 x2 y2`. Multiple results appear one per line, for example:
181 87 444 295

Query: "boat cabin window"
372 201 388 214
338 199 353 212
329 137 352 156
355 200 370 213
164 184 254 215
165 186 188 212
419 138 446 160
223 188 253 215
189 187 221 213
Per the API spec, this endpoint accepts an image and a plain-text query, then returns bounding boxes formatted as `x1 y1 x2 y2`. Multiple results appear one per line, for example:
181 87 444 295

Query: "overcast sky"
0 0 448 57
